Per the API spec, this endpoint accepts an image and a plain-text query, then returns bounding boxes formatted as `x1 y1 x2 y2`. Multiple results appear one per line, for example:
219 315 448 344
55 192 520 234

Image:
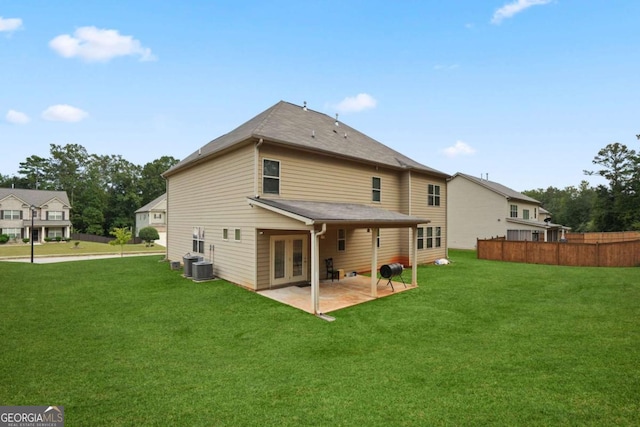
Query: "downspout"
311 223 327 315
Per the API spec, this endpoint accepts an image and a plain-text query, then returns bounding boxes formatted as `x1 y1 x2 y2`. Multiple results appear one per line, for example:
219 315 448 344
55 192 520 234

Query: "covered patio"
258 274 417 315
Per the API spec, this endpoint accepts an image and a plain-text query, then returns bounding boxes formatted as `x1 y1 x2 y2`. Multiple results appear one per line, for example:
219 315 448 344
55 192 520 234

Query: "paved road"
0 252 164 264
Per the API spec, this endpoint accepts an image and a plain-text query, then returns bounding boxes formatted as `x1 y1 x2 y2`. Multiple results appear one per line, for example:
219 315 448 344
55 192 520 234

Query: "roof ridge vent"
335 113 339 126
303 101 307 111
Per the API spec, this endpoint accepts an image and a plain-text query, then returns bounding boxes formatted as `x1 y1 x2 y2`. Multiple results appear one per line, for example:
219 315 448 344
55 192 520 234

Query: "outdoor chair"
325 258 340 281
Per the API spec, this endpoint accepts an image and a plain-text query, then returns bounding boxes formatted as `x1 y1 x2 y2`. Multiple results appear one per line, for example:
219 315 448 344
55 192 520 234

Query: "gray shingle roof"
248 197 430 226
135 193 166 213
165 101 448 177
450 173 540 204
0 188 71 207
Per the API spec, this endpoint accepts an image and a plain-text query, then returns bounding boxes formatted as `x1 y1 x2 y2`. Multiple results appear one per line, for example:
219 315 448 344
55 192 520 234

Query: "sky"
1 0 639 191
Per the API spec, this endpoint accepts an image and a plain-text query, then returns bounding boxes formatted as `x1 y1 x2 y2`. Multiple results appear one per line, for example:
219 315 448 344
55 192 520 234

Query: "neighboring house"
163 101 449 313
447 173 570 250
0 188 72 243
135 193 167 246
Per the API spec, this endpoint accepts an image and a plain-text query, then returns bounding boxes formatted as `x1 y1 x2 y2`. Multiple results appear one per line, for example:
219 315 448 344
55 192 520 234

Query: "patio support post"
411 225 418 286
311 224 327 315
371 227 378 298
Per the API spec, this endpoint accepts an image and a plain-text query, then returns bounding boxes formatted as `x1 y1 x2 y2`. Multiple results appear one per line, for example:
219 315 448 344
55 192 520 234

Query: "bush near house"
139 226 160 246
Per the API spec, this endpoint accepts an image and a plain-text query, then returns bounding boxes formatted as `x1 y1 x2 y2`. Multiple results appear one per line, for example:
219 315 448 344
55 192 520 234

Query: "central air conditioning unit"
183 255 203 277
192 261 214 281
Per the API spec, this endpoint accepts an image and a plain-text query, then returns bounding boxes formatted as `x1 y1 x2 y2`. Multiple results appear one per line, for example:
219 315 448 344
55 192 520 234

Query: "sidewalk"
0 252 165 264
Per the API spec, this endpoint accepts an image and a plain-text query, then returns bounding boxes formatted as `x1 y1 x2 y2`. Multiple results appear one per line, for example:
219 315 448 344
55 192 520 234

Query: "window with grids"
372 177 381 202
192 226 205 253
263 159 280 195
1 210 22 220
48 211 63 220
510 204 518 218
2 228 21 238
428 184 440 206
338 229 346 251
417 227 424 250
435 226 441 247
426 227 434 248
523 209 530 220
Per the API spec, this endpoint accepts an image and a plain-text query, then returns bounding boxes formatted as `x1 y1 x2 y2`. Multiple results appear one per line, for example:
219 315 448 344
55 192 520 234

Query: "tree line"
523 141 639 232
1 140 638 236
0 144 179 236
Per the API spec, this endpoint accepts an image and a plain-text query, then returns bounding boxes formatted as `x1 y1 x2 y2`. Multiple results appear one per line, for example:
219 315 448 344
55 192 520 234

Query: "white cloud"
0 16 23 32
6 110 30 124
42 105 89 122
442 140 476 158
334 93 378 113
491 0 552 24
49 26 156 62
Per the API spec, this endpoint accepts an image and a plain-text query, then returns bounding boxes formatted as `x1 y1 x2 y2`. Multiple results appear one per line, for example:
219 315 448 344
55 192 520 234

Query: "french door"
270 235 308 287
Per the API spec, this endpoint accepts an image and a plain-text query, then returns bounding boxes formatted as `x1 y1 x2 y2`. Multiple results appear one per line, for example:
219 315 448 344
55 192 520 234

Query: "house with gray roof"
163 101 449 314
135 193 167 246
0 188 72 243
447 173 570 249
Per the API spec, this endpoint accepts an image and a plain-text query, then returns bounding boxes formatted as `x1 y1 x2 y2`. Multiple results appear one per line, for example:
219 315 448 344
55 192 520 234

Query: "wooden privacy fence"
477 238 640 267
566 231 640 244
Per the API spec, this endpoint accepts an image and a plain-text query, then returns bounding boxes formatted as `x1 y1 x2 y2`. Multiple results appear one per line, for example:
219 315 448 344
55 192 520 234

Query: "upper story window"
1 210 22 220
428 184 441 206
372 177 381 202
534 208 537 219
47 211 63 221
510 204 518 218
523 209 530 220
154 213 162 219
263 159 280 195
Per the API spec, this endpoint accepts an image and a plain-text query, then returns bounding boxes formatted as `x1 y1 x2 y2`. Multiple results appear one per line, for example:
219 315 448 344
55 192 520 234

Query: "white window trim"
337 229 346 252
263 158 281 195
372 176 381 202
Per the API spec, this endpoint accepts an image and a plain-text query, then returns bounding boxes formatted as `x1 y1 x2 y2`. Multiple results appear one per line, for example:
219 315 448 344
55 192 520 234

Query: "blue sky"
1 0 638 191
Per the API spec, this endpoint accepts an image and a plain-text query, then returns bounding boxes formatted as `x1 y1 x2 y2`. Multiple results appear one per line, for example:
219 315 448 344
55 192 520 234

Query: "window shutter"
20 211 23 219
46 211 49 220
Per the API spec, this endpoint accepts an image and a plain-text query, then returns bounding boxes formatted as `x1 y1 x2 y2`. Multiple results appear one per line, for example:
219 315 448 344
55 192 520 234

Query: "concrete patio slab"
258 274 417 314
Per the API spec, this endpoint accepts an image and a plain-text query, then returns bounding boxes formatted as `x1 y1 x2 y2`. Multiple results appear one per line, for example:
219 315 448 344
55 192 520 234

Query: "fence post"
596 242 600 267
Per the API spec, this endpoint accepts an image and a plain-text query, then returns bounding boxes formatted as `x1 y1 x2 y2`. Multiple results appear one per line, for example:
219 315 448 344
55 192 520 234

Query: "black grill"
378 263 406 291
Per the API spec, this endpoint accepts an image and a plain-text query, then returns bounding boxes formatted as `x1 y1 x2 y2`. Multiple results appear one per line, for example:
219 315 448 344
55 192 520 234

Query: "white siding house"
447 173 569 250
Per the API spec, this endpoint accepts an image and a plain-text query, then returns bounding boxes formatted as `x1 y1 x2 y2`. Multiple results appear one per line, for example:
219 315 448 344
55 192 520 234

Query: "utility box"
338 268 345 279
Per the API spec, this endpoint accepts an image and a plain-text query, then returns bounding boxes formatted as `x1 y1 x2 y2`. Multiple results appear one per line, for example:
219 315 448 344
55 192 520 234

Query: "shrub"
139 227 160 247
22 238 30 244
0 234 9 244
44 237 52 242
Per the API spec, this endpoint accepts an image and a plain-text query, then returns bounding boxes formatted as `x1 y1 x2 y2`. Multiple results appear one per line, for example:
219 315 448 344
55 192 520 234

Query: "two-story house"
447 173 570 250
163 101 449 313
0 188 72 243
135 193 167 246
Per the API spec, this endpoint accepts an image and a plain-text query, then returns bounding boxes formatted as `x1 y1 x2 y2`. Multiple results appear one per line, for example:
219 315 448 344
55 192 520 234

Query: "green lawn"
0 240 164 258
0 250 638 426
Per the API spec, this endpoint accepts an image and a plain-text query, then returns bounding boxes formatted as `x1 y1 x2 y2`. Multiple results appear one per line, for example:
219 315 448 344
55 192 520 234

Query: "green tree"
139 156 179 204
139 226 160 246
18 155 50 190
585 142 638 231
109 227 133 257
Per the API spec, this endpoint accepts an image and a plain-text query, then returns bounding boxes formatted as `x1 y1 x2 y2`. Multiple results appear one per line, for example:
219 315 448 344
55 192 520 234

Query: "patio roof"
247 197 430 227
506 217 571 230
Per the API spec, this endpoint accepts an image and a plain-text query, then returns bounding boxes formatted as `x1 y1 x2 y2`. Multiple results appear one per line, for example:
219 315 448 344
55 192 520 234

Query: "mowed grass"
0 251 638 426
0 240 164 258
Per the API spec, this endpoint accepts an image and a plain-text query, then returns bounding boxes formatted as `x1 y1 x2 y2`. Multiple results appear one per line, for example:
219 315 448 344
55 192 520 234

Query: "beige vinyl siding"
407 173 448 264
447 176 511 249
258 144 401 209
167 144 258 288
